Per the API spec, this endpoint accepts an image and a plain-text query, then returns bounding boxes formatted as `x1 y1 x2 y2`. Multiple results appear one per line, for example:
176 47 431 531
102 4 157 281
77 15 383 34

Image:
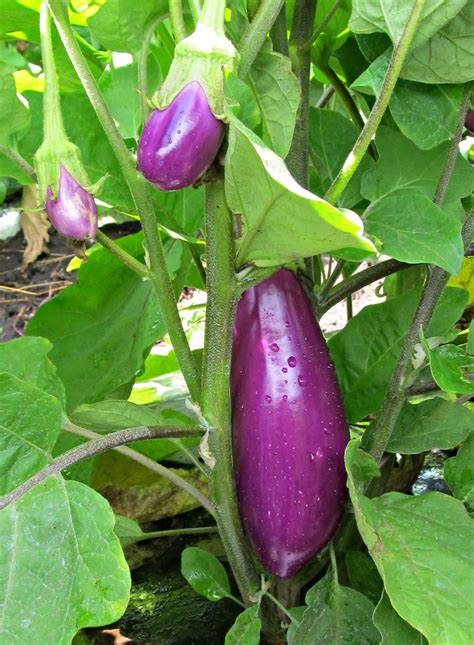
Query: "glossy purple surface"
45 165 97 240
465 109 474 134
231 269 348 579
137 81 224 191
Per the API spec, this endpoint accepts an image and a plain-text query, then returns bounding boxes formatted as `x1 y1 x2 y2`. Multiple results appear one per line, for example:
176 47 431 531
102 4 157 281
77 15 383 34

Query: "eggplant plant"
0 0 473 644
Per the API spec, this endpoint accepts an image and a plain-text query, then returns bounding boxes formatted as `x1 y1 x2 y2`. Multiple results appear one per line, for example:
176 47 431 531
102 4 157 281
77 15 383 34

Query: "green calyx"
34 138 89 202
151 0 236 119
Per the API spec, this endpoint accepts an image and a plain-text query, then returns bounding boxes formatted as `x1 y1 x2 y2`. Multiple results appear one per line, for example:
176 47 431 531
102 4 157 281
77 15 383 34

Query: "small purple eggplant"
45 165 98 240
231 269 348 579
137 81 224 191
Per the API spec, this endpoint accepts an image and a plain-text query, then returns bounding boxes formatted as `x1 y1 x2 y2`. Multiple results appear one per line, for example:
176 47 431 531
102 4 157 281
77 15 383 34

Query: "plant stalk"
95 230 150 278
0 424 205 511
324 0 426 204
169 0 187 42
0 145 36 180
238 0 285 79
47 0 201 403
201 177 260 603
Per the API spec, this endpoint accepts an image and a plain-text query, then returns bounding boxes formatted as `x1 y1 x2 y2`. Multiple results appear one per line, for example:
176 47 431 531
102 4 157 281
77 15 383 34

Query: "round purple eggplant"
45 165 98 240
137 81 224 191
231 269 348 579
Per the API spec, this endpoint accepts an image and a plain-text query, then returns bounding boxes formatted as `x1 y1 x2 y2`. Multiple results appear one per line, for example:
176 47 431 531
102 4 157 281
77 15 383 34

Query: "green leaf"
345 440 474 644
248 42 300 158
328 287 467 423
374 592 427 645
0 373 62 495
225 606 261 645
288 569 379 644
402 4 474 84
345 551 383 605
225 115 376 268
181 547 231 602
88 0 168 53
26 233 173 411
309 108 373 208
312 0 352 65
0 478 130 644
0 65 30 146
389 81 465 150
113 514 147 547
0 0 41 41
426 344 474 394
0 336 66 407
361 127 474 221
444 432 474 508
387 399 473 454
349 0 467 49
364 191 463 274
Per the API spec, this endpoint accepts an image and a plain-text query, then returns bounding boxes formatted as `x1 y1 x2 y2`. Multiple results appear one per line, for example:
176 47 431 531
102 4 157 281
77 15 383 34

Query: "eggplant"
137 81 224 191
231 269 348 579
45 165 97 240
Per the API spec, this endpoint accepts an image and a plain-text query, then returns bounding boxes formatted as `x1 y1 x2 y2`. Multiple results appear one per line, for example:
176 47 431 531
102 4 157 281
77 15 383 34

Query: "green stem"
0 423 207 511
47 0 201 403
0 145 36 180
138 16 165 122
136 526 218 542
324 0 426 204
39 2 67 141
270 5 289 56
238 0 285 78
189 0 202 23
303 0 343 50
319 63 376 160
202 177 260 603
287 0 317 188
95 230 150 278
317 259 411 316
198 0 226 34
265 592 299 624
169 0 187 42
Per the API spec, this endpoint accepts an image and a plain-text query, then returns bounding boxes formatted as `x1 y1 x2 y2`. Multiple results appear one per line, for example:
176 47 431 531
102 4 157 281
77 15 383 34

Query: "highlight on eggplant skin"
137 81 224 191
231 268 348 579
45 165 98 240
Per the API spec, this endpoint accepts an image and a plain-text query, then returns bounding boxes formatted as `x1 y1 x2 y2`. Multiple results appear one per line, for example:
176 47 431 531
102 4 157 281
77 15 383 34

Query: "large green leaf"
361 127 473 221
388 399 473 454
288 569 379 644
0 478 130 644
225 606 261 645
0 373 61 495
349 0 467 48
374 592 427 645
425 343 474 395
225 116 375 268
26 234 176 411
364 191 463 274
248 42 300 158
309 108 373 208
88 0 168 53
389 81 464 150
0 336 65 407
0 65 30 146
328 287 467 423
345 440 474 644
402 4 474 84
444 432 474 508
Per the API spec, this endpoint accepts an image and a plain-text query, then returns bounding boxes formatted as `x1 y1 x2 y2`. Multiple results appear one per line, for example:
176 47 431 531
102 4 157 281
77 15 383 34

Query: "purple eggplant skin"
465 109 474 134
45 165 98 240
231 269 348 579
137 81 225 191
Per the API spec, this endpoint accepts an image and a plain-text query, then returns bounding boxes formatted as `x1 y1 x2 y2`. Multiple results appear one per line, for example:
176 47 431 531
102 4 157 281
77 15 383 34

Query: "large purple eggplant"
137 81 224 191
231 269 348 579
45 165 98 240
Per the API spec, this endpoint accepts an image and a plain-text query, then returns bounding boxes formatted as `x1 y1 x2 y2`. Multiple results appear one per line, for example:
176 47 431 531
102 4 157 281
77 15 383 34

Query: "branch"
0 424 206 511
361 84 472 464
47 0 201 402
0 145 37 180
95 230 150 278
238 0 285 79
317 259 411 315
324 0 426 204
